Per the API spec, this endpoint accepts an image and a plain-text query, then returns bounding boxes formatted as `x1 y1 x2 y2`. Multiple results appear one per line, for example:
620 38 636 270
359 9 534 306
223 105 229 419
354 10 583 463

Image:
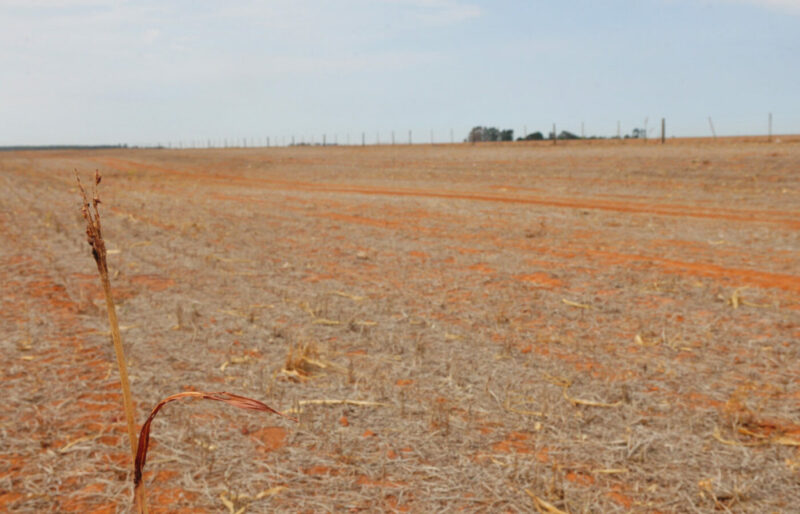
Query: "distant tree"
467 126 513 142
522 131 544 141
468 126 485 143
558 130 580 140
631 128 646 139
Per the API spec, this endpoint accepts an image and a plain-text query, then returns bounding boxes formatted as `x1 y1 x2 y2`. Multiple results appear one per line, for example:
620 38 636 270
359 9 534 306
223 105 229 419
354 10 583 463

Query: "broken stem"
77 170 148 514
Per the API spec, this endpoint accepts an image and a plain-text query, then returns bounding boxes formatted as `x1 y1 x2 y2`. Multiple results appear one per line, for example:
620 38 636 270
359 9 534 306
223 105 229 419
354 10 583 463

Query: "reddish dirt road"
1 138 799 512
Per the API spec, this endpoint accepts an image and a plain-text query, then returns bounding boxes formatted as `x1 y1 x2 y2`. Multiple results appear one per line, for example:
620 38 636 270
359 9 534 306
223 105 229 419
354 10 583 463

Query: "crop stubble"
1 138 798 512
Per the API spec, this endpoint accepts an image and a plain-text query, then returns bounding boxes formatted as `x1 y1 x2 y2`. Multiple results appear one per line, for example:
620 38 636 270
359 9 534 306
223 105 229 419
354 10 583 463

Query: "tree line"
466 126 646 142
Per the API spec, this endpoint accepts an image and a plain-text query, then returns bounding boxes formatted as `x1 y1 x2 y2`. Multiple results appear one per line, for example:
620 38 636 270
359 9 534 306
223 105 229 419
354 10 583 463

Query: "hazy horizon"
2 0 798 146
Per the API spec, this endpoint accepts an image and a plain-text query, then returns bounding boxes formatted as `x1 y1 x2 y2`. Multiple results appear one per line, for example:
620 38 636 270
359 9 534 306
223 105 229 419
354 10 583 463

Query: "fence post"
708 117 717 139
768 112 773 142
661 118 665 144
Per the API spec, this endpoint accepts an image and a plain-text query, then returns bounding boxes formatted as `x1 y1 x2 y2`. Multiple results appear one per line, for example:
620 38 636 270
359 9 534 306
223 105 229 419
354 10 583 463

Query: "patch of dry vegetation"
1 140 798 512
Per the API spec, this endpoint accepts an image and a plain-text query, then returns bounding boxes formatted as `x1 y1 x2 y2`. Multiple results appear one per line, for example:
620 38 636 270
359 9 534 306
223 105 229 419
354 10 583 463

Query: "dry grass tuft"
282 341 342 380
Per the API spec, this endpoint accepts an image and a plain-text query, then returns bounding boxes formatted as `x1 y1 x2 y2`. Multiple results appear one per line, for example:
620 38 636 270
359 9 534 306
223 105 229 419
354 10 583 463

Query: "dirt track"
1 138 799 512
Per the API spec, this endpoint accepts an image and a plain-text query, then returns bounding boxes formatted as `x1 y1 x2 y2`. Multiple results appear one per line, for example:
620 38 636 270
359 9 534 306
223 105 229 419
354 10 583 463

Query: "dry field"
1 138 799 513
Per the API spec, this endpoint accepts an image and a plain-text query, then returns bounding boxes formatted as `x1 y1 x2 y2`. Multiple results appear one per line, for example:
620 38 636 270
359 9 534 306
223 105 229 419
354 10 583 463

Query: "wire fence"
122 113 781 149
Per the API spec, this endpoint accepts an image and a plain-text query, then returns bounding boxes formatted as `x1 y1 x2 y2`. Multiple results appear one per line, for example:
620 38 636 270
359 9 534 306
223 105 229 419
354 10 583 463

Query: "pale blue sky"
1 0 798 146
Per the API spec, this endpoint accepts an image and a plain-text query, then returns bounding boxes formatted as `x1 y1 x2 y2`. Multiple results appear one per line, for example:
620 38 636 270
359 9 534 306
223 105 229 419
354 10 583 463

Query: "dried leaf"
561 298 592 309
220 356 252 372
255 486 286 499
58 433 103 454
772 436 800 447
592 468 628 474
731 288 741 309
312 318 341 326
333 291 365 301
134 391 296 492
286 398 389 414
525 489 570 514
219 492 236 514
563 387 621 408
712 426 763 447
634 333 658 347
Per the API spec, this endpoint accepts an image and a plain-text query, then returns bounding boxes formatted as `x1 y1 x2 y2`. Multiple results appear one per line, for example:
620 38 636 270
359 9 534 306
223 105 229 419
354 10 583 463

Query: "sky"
1 0 798 146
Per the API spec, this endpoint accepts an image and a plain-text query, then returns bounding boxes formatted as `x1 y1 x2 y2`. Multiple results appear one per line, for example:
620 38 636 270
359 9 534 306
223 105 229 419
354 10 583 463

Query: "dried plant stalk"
133 391 296 503
76 170 148 512
78 172 295 513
